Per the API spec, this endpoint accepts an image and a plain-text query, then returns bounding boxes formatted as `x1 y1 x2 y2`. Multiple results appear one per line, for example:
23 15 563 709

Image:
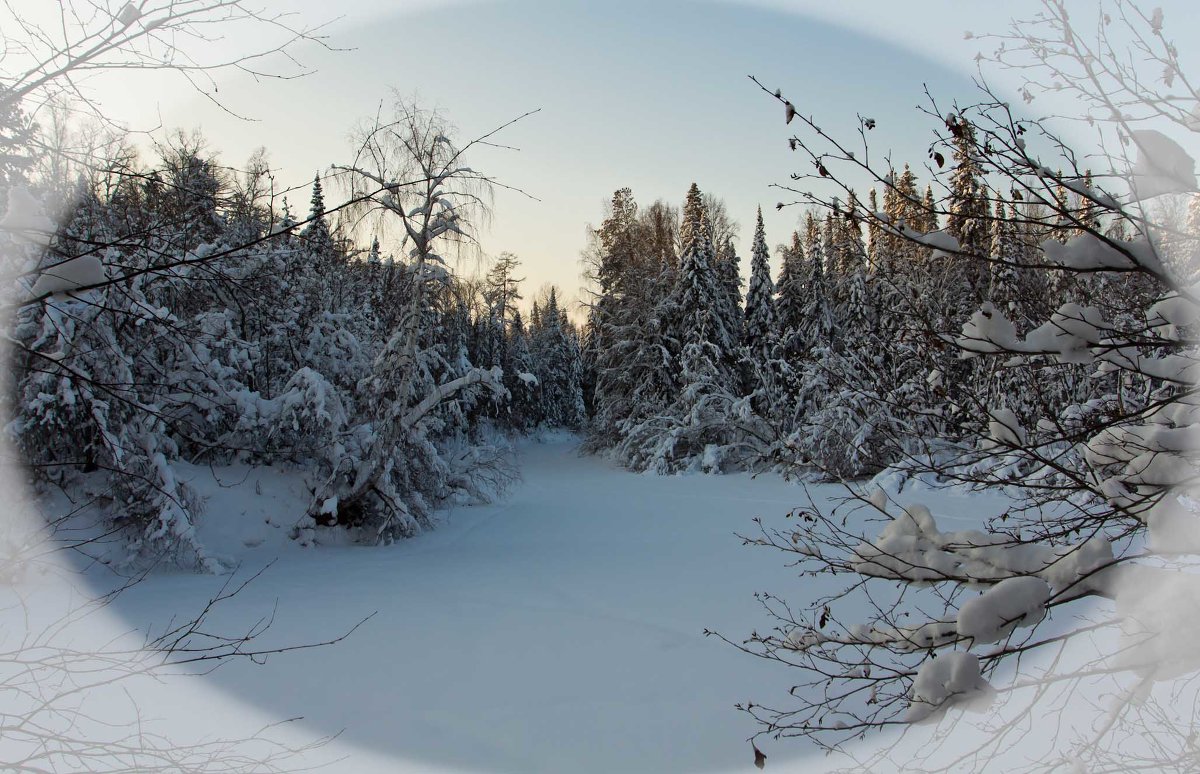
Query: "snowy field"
8 433 1017 774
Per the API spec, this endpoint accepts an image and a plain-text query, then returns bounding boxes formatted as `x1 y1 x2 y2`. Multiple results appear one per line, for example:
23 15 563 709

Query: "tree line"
579 140 1166 481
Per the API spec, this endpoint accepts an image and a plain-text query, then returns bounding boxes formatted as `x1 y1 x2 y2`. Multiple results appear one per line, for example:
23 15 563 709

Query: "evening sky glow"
62 0 1041 312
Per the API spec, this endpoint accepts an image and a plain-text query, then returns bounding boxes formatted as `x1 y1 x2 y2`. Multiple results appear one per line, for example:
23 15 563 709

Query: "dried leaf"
753 742 767 770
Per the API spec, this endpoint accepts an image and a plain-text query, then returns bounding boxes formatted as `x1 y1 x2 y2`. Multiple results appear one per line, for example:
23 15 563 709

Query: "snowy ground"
7 433 1020 774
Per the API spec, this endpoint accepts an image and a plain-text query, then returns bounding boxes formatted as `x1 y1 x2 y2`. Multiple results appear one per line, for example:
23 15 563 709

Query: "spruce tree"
714 234 744 347
744 207 777 359
666 183 737 377
507 309 538 429
944 115 990 311
776 228 806 344
301 172 334 256
532 288 585 429
587 187 678 448
800 211 834 350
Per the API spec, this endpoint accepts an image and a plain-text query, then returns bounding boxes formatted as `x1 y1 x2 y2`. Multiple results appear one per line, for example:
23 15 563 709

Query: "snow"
986 408 1026 448
29 255 107 298
854 619 958 652
904 650 994 724
43 435 841 773
1150 292 1200 328
956 576 1050 645
1128 129 1197 200
1 186 55 246
958 302 1018 354
1039 233 1153 271
1038 536 1114 599
11 435 1172 771
1112 565 1200 681
1147 496 1200 555
891 226 960 253
959 302 1113 365
116 1 141 26
851 498 1114 598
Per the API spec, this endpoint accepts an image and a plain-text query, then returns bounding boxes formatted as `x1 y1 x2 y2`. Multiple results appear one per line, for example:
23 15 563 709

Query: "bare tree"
291 98 536 540
0 1 331 121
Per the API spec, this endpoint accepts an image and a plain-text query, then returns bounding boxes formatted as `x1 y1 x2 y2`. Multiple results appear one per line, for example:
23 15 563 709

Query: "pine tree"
506 309 538 430
607 183 752 470
880 164 923 270
714 234 744 347
987 199 1021 317
365 236 385 331
484 252 524 325
945 118 989 256
775 228 806 343
301 172 334 256
587 187 678 448
799 211 834 350
744 207 777 359
836 192 867 276
532 288 585 429
867 188 883 270
944 115 990 317
666 183 737 381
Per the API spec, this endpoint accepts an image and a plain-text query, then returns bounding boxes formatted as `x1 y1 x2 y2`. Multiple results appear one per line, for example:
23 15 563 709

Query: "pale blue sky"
76 0 1194 310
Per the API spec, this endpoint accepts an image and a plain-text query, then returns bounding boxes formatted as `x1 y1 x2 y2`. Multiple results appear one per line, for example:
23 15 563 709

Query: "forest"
1 1 1197 773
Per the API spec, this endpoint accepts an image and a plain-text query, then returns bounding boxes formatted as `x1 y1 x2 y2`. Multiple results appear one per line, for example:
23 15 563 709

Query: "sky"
40 0 1200 313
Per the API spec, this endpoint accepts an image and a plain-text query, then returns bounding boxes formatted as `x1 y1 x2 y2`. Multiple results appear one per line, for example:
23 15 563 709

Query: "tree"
506 308 539 429
715 234 745 353
584 187 678 452
668 184 737 369
798 210 834 351
297 98 525 541
485 251 525 326
733 4 1199 768
1 1 327 122
775 227 806 346
743 207 777 361
615 183 758 471
531 287 585 429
